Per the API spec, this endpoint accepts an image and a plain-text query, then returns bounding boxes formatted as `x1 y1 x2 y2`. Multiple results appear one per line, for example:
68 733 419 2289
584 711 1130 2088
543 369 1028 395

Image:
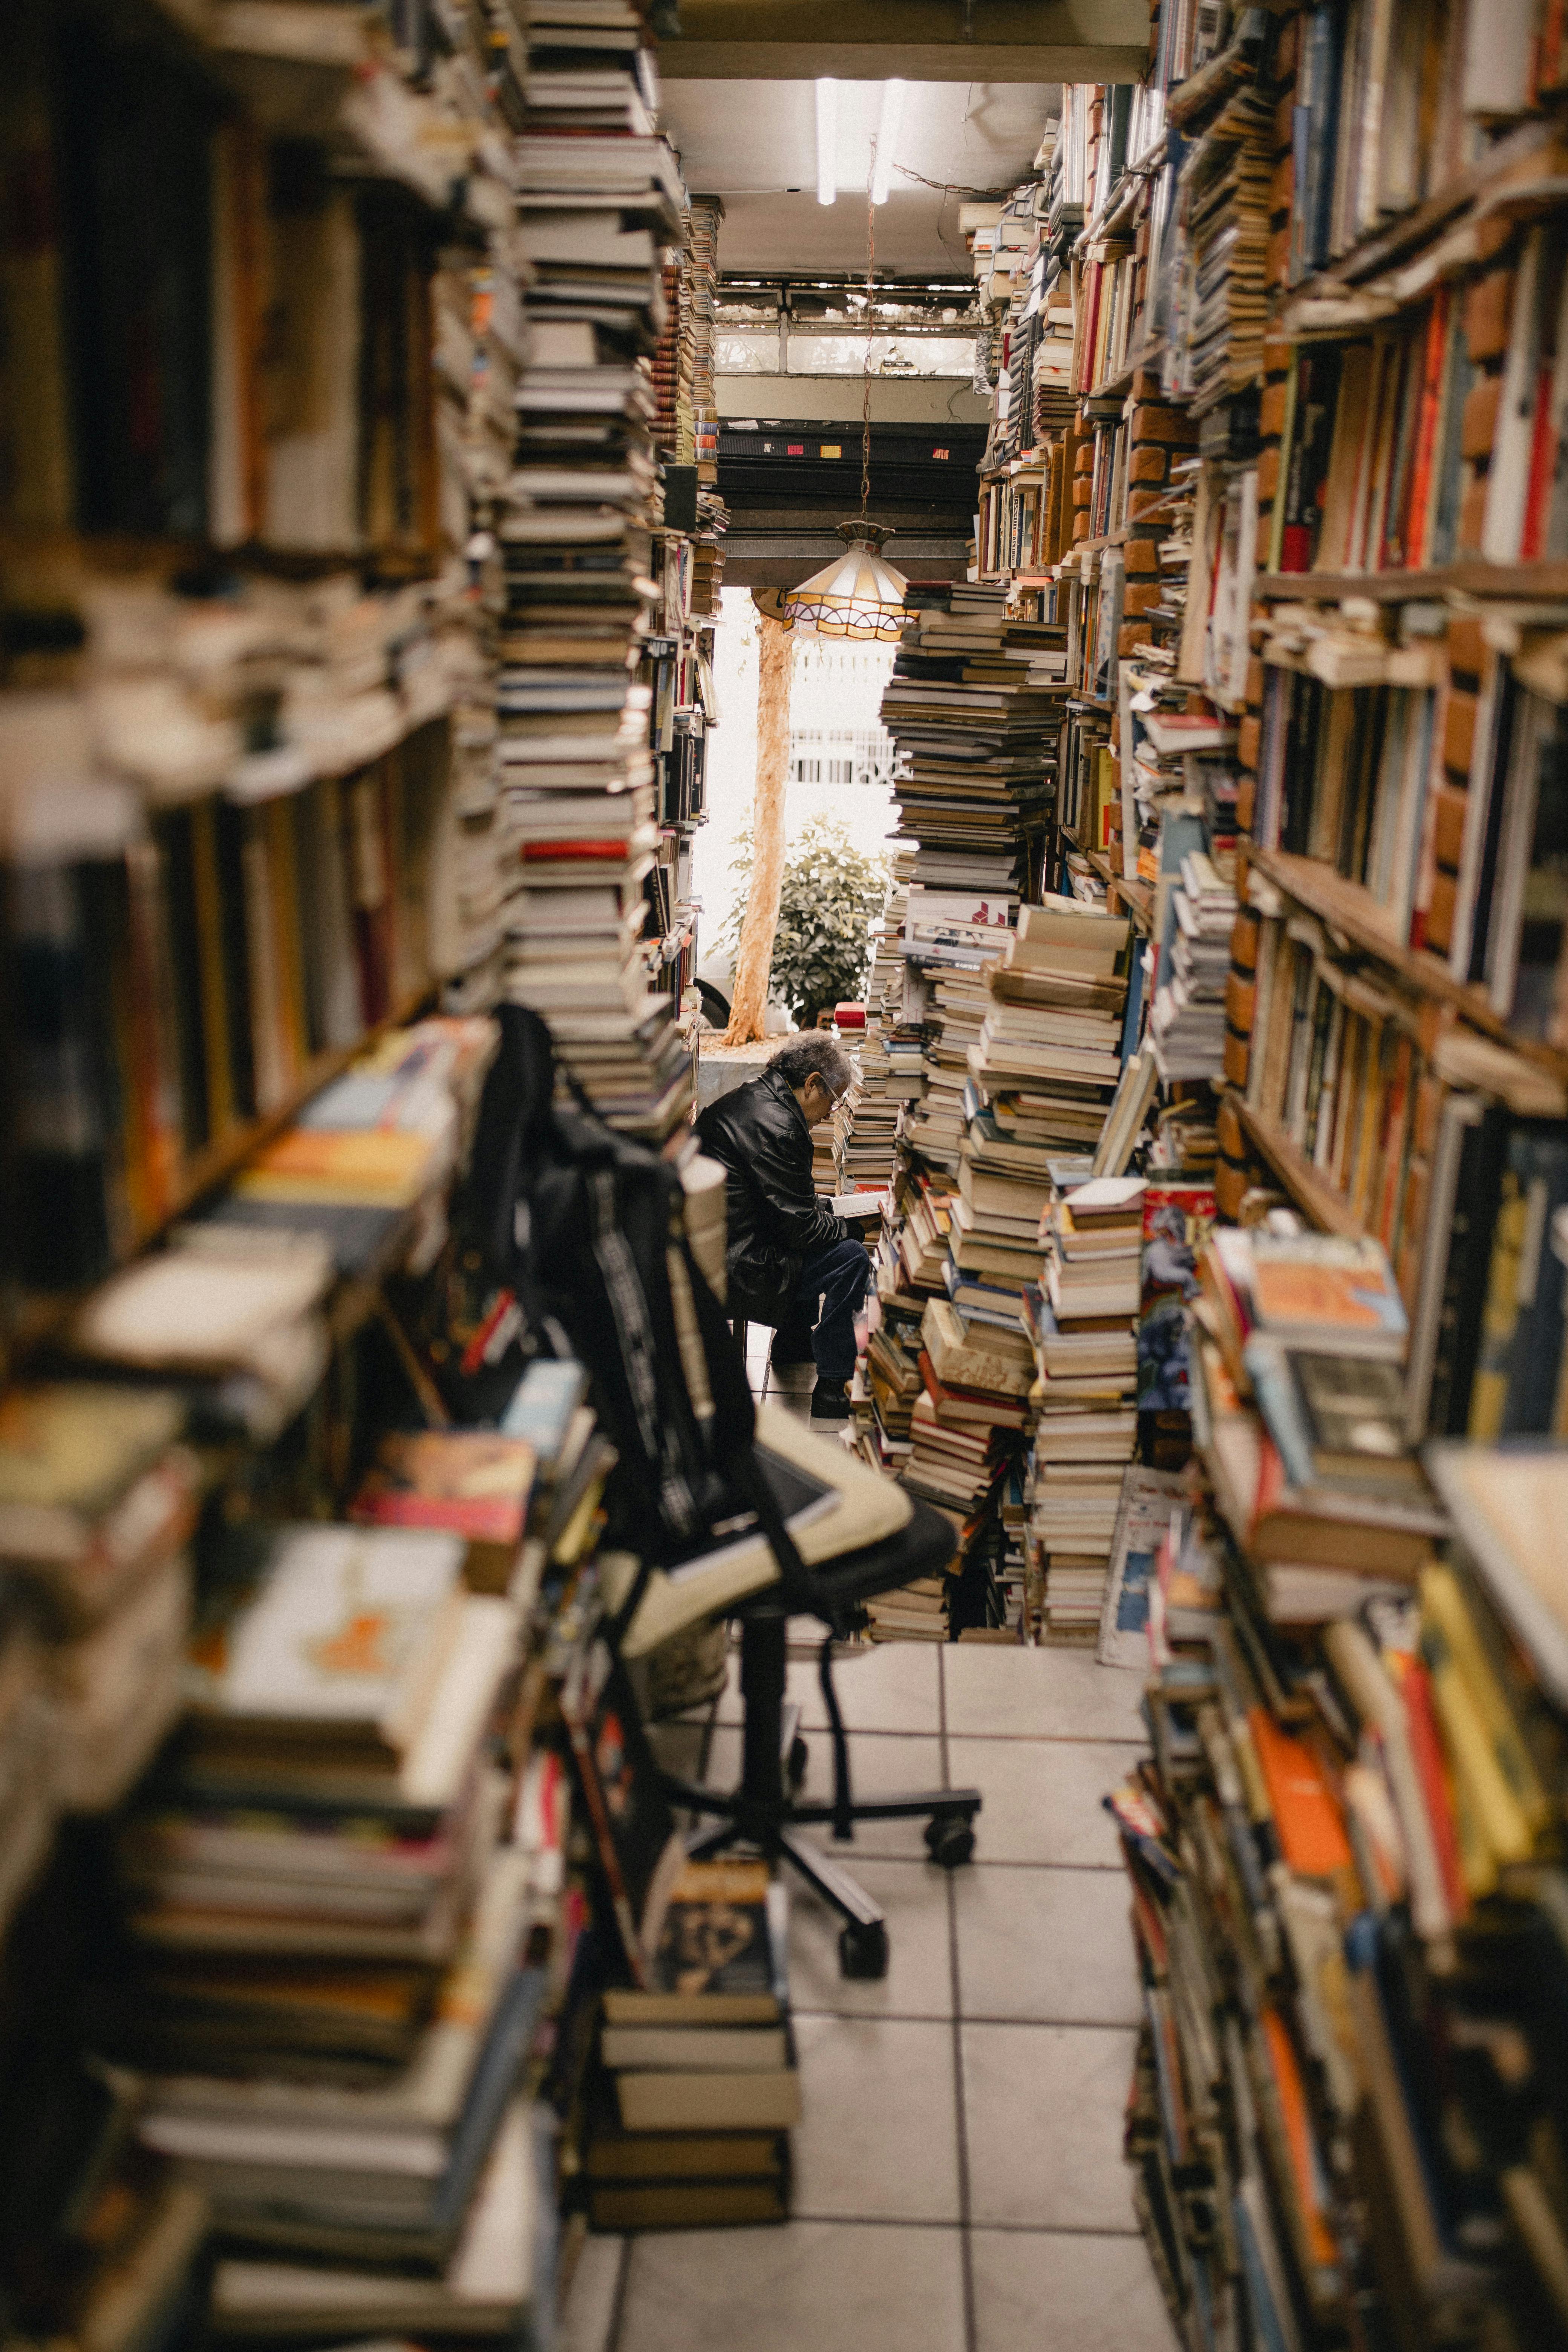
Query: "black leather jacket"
695 1064 848 1321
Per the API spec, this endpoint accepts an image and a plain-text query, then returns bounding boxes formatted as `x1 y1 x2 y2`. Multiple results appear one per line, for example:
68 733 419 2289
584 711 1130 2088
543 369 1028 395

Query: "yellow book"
1421 1564 1550 1834
235 1126 438 1207
1421 1616 1534 1871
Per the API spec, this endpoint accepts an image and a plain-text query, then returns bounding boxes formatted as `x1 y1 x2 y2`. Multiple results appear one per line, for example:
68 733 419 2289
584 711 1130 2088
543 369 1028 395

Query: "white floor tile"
953 1865 1141 2026
798 1640 943 1733
970 2228 1180 2352
962 2021 1139 2230
789 1855 955 2020
704 1725 947 1859
945 1736 1131 1868
618 2221 967 2352
942 1642 1147 1743
792 2014 962 2223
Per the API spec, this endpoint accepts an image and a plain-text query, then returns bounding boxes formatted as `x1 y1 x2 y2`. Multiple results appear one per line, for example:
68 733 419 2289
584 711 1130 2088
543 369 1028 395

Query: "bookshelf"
0 0 735 2330
869 15 1568 2352
1228 1092 1365 1240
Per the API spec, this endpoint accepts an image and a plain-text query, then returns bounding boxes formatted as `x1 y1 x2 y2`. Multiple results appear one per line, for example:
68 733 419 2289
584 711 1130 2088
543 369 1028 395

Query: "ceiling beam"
658 0 1148 82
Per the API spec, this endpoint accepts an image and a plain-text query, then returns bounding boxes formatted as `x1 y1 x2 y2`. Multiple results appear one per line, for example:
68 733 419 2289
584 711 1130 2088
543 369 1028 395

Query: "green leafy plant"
722 819 888 1028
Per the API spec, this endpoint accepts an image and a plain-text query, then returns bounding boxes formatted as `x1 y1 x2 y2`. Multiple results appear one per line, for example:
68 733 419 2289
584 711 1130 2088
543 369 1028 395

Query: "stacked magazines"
89 1522 546 2345
572 1859 798 2231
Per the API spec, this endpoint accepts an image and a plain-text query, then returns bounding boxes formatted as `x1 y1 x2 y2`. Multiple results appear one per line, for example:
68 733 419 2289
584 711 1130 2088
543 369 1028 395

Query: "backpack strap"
678 1233 853 1641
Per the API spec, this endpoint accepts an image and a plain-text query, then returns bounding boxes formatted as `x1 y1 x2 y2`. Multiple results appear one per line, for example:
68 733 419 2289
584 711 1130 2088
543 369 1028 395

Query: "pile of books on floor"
93 1516 543 2343
879 585 1063 898
650 241 688 456
900 1297 1033 1585
861 1574 951 1642
576 1860 798 2231
504 44 694 1142
1024 1176 1144 1642
833 1058 899 1193
850 1285 923 1476
1149 850 1237 1081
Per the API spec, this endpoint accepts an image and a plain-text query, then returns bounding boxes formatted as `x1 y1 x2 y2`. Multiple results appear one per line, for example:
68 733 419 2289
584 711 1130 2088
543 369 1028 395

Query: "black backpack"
452 1006 819 1629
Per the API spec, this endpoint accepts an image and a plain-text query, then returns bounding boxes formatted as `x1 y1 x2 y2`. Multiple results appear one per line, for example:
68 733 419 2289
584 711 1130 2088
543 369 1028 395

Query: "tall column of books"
502 14 709 1141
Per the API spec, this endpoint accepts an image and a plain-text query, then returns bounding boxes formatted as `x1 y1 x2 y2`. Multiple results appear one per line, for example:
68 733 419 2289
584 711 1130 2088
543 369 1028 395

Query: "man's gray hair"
771 1032 854 1097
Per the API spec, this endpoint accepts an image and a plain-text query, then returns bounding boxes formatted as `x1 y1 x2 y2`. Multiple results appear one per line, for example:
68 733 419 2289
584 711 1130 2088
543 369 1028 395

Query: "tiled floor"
557 1330 1180 2352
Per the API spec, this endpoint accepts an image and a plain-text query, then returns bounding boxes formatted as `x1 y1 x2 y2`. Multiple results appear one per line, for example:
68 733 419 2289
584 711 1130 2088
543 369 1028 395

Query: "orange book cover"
1400 292 1449 571
236 1124 437 1206
1262 2006 1340 2271
1520 357 1557 561
1248 1704 1354 1877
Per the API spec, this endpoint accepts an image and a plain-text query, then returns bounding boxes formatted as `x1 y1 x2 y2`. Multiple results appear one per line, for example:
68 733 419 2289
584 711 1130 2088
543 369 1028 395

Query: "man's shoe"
810 1380 851 1422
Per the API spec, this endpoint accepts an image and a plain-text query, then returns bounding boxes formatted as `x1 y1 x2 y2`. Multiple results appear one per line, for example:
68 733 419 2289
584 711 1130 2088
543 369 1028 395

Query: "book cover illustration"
1137 1184 1216 1435
351 1432 538 1545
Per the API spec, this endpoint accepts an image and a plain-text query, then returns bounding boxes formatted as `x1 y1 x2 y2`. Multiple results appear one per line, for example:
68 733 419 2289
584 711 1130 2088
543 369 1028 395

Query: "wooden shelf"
1229 1095 1366 1239
0 524 441 592
1084 847 1153 929
1248 845 1568 1088
1290 118 1560 295
1254 560 1568 605
1 985 435 1380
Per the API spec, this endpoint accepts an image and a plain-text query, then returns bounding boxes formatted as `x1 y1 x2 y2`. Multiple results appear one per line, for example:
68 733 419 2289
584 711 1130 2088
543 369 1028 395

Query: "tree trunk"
721 611 793 1045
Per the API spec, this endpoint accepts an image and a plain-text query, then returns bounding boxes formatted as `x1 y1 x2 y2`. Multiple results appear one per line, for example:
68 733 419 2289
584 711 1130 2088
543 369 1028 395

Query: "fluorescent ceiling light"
815 77 838 206
871 78 905 205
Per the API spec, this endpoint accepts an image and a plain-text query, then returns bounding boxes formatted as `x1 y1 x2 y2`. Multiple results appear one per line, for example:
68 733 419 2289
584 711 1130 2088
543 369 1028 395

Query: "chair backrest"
455 1007 821 1632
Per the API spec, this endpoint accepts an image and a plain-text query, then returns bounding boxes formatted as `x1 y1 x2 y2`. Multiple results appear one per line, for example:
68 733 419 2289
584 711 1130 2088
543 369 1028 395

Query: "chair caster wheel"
839 1920 888 1979
925 1817 976 1869
787 1734 809 1790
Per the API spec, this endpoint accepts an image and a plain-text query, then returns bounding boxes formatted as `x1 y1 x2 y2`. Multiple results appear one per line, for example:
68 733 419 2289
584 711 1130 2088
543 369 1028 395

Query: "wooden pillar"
721 609 794 1044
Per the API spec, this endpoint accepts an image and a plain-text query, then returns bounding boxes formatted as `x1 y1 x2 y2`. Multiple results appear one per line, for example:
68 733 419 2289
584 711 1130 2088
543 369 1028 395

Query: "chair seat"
786 1494 956 1618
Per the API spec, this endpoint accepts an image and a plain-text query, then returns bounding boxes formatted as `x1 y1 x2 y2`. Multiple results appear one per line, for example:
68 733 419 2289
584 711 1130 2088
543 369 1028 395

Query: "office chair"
655 1498 982 1979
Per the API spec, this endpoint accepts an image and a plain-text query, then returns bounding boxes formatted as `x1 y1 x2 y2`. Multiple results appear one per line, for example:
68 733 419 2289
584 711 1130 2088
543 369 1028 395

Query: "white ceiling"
658 78 1059 277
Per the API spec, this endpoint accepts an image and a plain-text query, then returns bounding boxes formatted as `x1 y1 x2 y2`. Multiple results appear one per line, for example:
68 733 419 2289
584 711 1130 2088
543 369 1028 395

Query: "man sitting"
695 1034 870 1423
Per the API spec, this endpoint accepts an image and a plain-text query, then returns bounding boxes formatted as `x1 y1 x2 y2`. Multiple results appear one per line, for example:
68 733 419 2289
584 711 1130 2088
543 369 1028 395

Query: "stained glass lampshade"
780 519 908 641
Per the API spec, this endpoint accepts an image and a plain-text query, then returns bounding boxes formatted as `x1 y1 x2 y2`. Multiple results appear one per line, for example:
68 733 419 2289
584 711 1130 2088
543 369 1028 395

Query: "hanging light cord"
860 162 876 520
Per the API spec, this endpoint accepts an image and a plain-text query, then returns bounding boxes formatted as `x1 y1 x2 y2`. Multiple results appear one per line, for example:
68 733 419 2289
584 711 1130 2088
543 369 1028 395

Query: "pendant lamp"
781 164 908 641
781 517 908 641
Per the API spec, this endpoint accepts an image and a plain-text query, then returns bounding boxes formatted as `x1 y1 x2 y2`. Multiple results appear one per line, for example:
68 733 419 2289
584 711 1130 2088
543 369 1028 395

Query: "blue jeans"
793 1236 873 1384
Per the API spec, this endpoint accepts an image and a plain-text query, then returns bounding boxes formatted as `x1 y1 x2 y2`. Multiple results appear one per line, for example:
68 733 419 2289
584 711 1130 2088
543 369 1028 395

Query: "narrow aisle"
563 1338 1179 2352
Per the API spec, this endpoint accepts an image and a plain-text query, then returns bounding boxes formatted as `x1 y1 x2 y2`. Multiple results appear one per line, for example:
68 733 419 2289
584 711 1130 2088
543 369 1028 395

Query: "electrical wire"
860 164 876 516
893 162 1014 199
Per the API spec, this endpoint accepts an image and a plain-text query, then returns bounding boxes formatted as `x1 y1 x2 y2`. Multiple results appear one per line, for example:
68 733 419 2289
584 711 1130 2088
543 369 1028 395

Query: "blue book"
500 1358 590 1467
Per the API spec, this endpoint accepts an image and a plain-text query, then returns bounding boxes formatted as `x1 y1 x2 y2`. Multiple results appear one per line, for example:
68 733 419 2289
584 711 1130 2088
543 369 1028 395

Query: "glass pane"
713 329 780 374
785 332 978 379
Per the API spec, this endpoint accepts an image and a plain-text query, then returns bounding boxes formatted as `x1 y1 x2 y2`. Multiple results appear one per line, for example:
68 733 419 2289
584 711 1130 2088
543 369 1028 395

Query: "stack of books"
910 968 994 1172
879 587 1065 897
0 1384 200 1912
1024 1176 1144 1642
576 1859 797 2231
686 198 722 493
91 1517 538 2337
505 25 694 1141
862 1575 951 1643
969 900 1132 1151
901 1297 1034 1544
1150 851 1238 1081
